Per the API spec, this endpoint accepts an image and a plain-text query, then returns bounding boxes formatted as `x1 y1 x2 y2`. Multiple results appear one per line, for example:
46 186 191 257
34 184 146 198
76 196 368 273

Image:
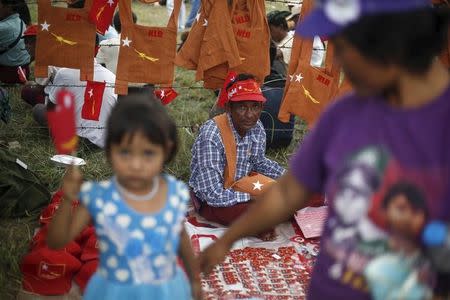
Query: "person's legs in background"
166 0 186 31
21 85 45 107
32 104 48 127
185 0 200 28
0 65 30 84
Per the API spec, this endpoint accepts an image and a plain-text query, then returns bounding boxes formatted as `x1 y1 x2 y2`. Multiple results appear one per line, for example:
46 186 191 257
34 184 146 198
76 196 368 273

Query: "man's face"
227 101 263 137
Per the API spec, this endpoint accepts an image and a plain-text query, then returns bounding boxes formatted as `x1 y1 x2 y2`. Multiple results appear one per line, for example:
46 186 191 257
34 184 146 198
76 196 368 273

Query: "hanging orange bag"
203 0 270 89
35 0 95 81
114 0 181 94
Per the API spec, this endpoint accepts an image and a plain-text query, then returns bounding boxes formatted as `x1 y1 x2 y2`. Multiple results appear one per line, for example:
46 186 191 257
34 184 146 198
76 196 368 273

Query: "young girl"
47 88 201 299
200 1 450 299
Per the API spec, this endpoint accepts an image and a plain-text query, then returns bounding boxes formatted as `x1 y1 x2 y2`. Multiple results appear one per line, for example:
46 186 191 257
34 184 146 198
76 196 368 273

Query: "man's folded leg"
199 202 251 227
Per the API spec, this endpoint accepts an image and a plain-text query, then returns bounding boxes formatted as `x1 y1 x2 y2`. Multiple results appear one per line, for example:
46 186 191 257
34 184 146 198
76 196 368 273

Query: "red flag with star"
88 0 118 35
47 90 78 154
217 71 237 108
81 81 106 121
154 87 178 105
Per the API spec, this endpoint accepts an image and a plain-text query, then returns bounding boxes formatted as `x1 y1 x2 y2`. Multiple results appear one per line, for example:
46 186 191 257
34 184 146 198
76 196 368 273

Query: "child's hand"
62 165 82 201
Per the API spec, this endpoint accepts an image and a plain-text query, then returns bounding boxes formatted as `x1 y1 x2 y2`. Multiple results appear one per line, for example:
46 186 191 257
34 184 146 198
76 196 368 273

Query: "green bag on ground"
0 147 50 218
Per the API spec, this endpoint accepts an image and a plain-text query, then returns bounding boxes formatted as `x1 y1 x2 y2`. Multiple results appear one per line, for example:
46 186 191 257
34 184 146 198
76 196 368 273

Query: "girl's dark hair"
339 7 450 74
382 182 429 218
105 86 178 164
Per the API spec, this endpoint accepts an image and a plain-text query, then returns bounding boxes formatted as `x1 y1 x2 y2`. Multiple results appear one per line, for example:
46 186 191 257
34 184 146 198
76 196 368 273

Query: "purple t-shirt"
291 85 450 299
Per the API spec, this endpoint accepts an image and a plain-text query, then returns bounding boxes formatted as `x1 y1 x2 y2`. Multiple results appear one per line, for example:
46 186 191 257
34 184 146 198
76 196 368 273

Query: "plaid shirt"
189 114 285 207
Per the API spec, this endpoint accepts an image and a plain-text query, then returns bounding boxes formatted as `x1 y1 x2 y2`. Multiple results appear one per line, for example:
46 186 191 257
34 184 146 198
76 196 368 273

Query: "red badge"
81 81 106 121
47 90 78 154
154 87 178 105
88 0 119 35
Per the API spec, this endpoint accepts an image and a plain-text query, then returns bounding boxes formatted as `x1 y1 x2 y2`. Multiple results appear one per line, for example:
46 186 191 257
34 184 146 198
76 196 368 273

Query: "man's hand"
199 239 232 275
62 164 82 201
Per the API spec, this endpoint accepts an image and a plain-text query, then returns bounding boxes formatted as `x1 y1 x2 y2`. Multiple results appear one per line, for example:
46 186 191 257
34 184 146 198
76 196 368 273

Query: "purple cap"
297 0 432 38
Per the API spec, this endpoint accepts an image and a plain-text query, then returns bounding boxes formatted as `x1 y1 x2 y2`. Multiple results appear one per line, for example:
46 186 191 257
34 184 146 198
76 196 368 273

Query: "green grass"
0 1 304 298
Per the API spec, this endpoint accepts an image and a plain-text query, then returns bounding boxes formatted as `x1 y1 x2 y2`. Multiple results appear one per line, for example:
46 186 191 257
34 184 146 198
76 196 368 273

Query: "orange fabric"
213 113 275 196
35 0 95 81
114 0 181 94
175 0 241 79
278 0 341 127
203 0 270 89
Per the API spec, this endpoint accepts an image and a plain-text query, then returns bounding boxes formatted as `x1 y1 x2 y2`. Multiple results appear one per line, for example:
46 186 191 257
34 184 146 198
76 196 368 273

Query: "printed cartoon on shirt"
323 145 447 298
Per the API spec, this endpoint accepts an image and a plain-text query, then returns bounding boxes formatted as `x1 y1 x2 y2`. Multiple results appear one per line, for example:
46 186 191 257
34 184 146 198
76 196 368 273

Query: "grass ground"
0 1 304 298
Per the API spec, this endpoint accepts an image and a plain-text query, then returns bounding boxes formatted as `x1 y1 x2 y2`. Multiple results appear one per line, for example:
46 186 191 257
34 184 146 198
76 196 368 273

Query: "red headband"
217 73 266 108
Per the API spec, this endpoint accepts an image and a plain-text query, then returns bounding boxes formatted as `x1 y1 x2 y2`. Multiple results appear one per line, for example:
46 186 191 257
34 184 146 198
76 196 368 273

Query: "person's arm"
47 165 91 249
252 124 285 178
199 171 312 273
178 227 202 300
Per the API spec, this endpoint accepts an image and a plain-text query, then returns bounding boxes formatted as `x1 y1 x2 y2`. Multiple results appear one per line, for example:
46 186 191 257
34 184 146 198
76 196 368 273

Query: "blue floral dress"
78 174 192 299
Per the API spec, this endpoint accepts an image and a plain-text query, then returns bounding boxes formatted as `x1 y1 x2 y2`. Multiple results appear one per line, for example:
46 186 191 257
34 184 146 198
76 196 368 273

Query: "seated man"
190 73 285 226
0 0 30 83
32 59 117 149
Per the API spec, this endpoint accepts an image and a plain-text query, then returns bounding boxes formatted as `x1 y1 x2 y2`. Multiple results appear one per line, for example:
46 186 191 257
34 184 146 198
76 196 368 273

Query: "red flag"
17 66 27 83
47 90 78 155
217 71 238 108
154 87 178 105
88 0 118 35
81 81 106 121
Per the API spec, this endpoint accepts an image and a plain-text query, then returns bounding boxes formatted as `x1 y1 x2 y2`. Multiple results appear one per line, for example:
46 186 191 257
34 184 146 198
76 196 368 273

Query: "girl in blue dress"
47 87 201 299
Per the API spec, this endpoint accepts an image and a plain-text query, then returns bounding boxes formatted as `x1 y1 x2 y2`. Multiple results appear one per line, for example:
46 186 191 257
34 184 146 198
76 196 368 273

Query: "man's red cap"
74 259 98 293
21 248 82 295
227 79 266 103
23 25 38 37
217 73 266 108
80 234 99 262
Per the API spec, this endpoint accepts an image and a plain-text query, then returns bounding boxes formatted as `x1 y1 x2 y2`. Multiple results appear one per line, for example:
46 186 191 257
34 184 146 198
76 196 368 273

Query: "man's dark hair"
382 182 429 218
113 11 137 33
267 10 289 31
338 7 450 74
105 86 178 164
